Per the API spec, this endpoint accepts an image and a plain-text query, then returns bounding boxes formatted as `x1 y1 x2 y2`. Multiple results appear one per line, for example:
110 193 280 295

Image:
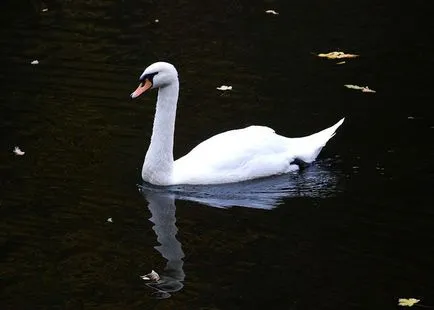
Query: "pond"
1 0 433 309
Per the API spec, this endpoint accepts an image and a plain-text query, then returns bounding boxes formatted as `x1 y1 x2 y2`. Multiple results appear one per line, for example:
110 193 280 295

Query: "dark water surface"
1 0 433 309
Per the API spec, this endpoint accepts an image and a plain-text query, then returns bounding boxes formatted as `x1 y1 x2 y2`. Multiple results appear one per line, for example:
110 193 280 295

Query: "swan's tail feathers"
316 117 345 142
292 117 345 164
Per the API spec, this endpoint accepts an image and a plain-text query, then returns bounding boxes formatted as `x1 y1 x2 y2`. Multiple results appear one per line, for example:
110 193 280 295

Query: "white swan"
131 62 344 186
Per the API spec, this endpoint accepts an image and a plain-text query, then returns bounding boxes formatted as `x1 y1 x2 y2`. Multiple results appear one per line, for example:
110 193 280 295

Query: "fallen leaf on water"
398 298 420 307
31 60 39 65
336 61 346 65
216 85 232 91
13 146 25 156
317 51 359 59
42 8 48 12
265 10 279 15
107 217 113 223
140 270 160 281
344 84 376 93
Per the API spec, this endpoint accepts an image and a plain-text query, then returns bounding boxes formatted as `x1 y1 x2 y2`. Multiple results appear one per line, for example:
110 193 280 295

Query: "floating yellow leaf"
344 84 376 93
336 61 346 65
317 51 359 59
398 298 420 307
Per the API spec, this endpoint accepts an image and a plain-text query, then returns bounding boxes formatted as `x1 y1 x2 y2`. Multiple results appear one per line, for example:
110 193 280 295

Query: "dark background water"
1 0 433 309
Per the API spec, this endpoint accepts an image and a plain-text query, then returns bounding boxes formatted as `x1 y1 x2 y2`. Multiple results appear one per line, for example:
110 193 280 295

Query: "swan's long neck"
142 81 179 185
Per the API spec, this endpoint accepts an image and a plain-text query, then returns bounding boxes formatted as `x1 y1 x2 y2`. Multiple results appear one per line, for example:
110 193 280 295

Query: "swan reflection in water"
139 160 341 297
140 190 185 299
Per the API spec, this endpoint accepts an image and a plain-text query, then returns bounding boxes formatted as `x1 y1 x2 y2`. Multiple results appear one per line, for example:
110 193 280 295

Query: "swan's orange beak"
131 79 152 99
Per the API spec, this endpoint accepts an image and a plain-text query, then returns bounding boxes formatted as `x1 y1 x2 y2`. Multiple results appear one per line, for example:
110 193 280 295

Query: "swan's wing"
173 126 295 184
178 126 287 167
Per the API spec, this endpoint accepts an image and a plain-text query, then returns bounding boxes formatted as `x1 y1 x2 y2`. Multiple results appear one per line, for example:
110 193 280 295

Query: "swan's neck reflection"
145 191 185 299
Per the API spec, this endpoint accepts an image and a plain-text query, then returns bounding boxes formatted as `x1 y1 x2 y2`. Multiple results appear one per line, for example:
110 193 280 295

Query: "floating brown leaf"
344 84 376 93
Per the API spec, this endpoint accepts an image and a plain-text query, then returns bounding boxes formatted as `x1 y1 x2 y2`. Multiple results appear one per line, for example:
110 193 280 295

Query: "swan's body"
131 62 344 186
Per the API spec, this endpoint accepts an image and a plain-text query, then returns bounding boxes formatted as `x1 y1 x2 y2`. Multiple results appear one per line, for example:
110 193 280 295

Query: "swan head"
131 62 178 98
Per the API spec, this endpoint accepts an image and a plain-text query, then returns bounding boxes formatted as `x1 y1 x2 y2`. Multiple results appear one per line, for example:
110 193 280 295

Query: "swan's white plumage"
132 62 344 186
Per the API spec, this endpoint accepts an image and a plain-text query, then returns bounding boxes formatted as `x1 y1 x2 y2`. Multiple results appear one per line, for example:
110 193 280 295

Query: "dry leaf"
216 85 232 91
13 146 25 156
265 10 279 15
140 270 160 281
398 298 420 307
344 84 376 93
30 60 39 65
317 51 359 59
361 87 376 93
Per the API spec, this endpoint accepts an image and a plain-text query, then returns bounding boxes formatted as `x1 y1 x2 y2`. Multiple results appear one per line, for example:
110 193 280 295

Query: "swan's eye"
140 72 159 84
